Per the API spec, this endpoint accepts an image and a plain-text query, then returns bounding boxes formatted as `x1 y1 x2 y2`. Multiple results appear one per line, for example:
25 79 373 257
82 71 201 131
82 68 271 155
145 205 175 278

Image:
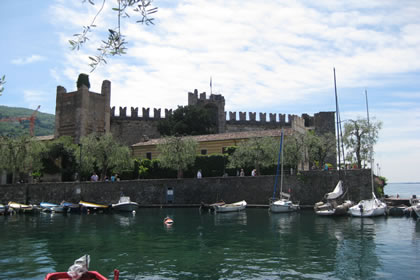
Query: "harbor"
1 206 419 280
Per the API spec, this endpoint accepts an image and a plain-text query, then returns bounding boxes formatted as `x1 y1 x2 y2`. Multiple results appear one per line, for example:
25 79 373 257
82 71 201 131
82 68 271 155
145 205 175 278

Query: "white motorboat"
213 200 247 213
112 196 139 212
269 129 299 213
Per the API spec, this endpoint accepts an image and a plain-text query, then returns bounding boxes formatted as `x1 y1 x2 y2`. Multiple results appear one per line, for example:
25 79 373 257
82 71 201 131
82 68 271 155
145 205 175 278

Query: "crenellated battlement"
56 75 335 148
226 111 309 128
111 106 172 120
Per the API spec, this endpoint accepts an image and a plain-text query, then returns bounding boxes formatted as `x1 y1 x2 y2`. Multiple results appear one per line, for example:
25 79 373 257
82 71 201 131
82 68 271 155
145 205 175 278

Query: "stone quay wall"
0 170 375 207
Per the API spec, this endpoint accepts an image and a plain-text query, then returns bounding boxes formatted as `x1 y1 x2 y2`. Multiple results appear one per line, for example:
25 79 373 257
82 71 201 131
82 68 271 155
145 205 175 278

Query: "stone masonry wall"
0 170 375 207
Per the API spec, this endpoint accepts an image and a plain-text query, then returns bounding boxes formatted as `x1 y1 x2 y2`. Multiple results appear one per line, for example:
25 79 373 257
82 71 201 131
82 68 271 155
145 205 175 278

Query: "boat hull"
79 201 109 212
411 203 420 218
214 200 246 213
8 201 34 213
349 199 387 217
269 200 299 213
314 200 353 216
45 271 108 280
112 203 138 212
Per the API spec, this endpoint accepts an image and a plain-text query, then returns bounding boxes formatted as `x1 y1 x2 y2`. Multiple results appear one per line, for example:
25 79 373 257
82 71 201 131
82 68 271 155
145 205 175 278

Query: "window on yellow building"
201 149 207 155
146 152 152 160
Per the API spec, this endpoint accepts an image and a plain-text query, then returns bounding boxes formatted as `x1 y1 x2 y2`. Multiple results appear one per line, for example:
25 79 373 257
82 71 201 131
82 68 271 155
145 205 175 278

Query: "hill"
0 106 55 137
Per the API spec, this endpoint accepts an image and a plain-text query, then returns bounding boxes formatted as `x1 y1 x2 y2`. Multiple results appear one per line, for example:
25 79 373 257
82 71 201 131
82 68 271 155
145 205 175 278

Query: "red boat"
45 255 119 280
45 269 119 280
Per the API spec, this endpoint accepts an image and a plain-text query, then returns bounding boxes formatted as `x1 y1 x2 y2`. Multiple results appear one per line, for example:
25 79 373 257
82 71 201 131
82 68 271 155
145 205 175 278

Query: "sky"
1 0 420 183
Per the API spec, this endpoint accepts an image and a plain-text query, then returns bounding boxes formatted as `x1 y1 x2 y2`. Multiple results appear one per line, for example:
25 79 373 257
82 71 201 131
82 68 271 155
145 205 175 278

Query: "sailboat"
348 90 386 217
269 129 299 213
314 68 353 216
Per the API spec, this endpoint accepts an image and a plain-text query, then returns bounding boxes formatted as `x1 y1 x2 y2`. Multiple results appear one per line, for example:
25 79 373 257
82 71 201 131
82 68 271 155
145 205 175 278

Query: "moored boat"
8 201 35 213
270 194 299 213
112 196 138 212
314 181 353 216
348 192 387 217
348 91 386 218
410 201 420 218
40 202 67 213
213 200 247 213
269 129 299 213
0 204 13 215
79 201 109 212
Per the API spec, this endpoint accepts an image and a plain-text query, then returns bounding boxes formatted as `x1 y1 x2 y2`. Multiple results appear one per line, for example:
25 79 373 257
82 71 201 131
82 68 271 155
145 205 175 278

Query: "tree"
157 105 218 136
0 136 44 183
228 137 278 175
343 118 382 168
283 133 305 172
157 136 198 178
304 131 336 169
71 0 158 71
79 133 133 180
39 136 78 181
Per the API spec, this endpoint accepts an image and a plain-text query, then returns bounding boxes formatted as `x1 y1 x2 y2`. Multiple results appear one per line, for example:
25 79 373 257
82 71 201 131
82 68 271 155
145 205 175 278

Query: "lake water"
384 182 420 198
1 206 419 280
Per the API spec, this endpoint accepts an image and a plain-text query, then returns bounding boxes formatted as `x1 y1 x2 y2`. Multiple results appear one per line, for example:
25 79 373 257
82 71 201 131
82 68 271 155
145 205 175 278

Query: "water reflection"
214 211 247 226
113 212 136 227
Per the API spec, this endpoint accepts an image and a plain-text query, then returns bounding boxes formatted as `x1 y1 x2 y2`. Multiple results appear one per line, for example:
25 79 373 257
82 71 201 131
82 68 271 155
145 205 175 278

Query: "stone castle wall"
0 170 374 207
54 77 336 149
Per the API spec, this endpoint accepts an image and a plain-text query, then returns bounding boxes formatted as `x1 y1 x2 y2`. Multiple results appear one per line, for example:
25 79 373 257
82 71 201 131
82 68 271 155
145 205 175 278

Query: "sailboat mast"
272 129 284 199
333 68 341 170
365 90 374 193
280 130 284 195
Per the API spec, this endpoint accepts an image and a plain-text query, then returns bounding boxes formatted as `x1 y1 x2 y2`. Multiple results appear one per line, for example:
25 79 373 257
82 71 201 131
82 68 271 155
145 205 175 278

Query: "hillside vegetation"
0 106 55 137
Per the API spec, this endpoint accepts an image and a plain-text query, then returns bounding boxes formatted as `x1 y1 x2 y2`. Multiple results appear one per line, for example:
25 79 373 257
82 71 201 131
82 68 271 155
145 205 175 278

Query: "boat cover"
325 181 343 200
68 255 90 280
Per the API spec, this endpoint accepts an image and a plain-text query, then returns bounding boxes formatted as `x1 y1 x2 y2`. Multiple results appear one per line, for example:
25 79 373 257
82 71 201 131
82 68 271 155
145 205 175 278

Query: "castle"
55 76 336 163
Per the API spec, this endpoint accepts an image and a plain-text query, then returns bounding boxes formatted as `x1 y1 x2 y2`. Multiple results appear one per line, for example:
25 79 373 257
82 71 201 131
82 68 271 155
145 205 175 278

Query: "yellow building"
132 128 296 160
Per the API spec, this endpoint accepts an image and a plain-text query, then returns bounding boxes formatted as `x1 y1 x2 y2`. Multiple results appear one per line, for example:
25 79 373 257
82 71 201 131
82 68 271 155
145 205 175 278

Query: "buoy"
163 217 173 225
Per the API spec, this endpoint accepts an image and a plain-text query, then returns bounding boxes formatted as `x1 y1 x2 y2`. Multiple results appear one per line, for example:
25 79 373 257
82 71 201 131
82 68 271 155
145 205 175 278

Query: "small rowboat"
213 200 247 213
40 202 67 213
8 201 35 213
79 201 109 212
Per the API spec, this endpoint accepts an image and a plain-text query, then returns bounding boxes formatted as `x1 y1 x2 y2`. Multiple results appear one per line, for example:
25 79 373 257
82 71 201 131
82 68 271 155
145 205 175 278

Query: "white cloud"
23 90 49 109
11 55 45 65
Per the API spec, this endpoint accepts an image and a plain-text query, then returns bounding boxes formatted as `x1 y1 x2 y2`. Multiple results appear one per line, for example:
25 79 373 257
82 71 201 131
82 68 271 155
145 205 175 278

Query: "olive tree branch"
70 0 158 72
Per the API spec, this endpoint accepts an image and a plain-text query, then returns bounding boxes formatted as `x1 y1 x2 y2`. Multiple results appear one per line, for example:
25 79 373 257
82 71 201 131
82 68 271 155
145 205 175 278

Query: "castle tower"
188 89 226 133
55 76 111 143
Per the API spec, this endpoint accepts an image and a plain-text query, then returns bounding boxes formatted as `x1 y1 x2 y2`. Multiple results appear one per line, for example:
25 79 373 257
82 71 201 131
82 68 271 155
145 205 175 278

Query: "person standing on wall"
197 169 202 179
251 169 257 176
